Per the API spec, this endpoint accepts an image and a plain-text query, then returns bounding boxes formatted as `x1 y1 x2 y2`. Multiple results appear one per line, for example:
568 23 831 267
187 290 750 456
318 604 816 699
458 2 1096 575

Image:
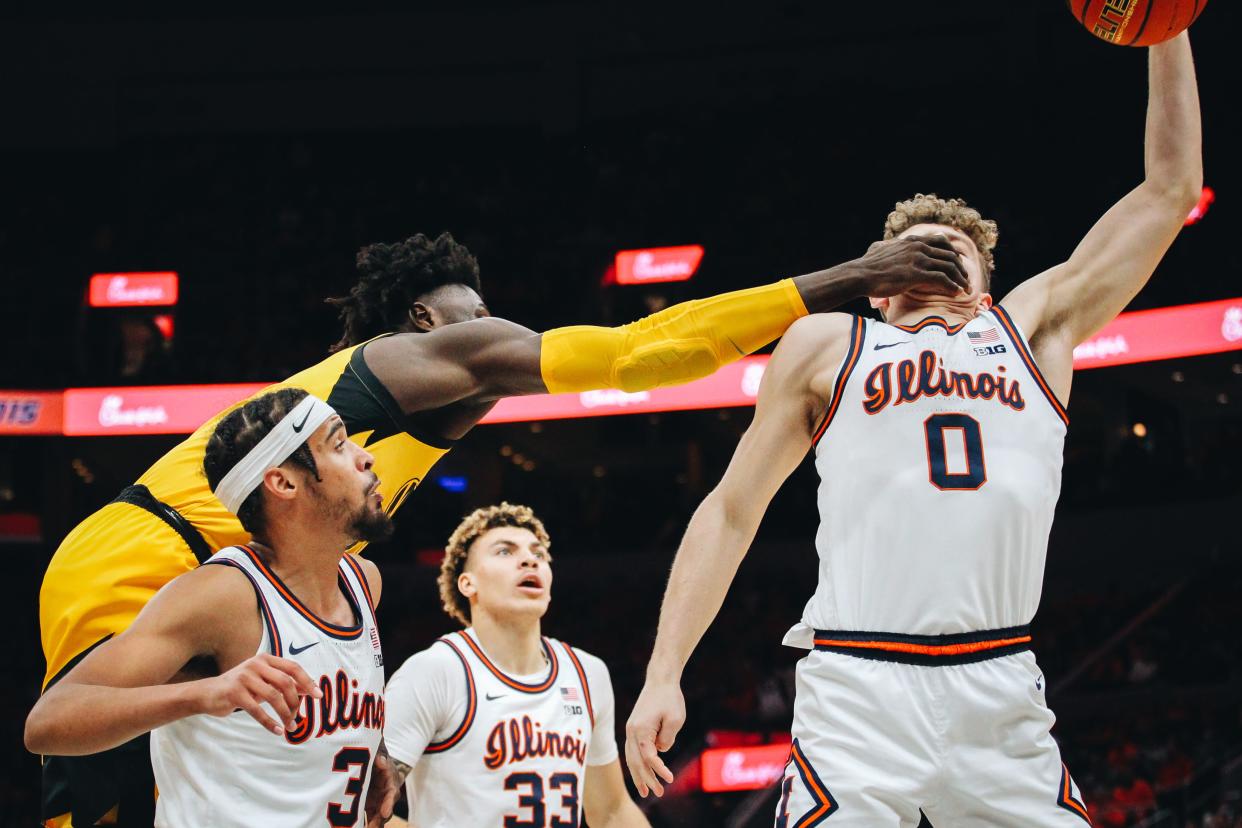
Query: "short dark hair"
204 388 320 536
326 231 483 352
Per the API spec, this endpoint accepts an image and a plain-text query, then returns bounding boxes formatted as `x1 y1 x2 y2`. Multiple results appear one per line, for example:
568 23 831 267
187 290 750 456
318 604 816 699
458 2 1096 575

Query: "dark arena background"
2 2 1240 826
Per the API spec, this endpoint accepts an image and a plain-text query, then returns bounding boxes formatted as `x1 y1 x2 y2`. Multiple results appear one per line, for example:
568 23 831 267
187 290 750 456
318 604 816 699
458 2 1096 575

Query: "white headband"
213 394 337 515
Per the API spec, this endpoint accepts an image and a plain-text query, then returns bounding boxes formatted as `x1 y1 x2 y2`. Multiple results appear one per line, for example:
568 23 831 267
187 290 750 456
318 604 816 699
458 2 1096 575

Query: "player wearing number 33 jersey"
384 503 648 828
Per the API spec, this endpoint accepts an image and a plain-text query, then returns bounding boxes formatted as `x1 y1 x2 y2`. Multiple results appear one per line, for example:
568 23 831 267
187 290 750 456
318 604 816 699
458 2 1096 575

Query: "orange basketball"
1068 0 1208 46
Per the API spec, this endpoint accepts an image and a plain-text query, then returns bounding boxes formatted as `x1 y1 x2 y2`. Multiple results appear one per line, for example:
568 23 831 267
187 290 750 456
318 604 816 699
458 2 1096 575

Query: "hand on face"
848 234 970 301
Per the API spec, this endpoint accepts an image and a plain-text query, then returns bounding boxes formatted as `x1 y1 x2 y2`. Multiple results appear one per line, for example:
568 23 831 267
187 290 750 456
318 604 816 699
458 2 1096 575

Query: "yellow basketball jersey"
40 339 450 688
138 340 450 553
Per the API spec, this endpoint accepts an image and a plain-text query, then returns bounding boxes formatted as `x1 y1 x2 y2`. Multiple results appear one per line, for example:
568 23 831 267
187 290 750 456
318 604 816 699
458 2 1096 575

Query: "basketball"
1069 0 1208 46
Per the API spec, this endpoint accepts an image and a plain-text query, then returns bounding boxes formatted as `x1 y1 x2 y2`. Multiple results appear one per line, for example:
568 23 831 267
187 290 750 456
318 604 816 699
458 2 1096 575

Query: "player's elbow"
700 487 764 550
1146 168 1202 213
24 702 57 755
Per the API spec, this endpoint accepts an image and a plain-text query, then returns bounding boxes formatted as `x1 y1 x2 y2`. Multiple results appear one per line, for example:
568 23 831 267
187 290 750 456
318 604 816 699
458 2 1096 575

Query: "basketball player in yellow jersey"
38 231 967 826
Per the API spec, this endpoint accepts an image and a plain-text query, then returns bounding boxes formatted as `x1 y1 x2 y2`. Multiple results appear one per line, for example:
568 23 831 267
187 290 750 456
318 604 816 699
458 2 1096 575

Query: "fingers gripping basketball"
1068 0 1207 47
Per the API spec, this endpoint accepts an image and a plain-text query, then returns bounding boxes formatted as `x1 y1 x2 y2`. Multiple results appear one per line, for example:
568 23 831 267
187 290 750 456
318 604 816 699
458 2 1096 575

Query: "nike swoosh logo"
485 693 507 701
290 405 314 433
873 341 910 351
289 642 319 655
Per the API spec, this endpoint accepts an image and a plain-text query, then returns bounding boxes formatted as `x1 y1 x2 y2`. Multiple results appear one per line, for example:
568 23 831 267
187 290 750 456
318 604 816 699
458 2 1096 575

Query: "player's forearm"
540 264 879 395
1143 34 1202 202
646 494 759 682
25 680 202 756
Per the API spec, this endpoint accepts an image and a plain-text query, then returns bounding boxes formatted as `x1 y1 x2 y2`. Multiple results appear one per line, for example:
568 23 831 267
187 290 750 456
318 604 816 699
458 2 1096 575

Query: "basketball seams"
1077 0 1206 47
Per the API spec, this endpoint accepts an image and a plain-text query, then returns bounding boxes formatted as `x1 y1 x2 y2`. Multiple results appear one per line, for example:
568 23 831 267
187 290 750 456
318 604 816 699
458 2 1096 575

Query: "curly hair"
883 194 999 287
326 231 483 352
438 502 551 626
203 387 320 537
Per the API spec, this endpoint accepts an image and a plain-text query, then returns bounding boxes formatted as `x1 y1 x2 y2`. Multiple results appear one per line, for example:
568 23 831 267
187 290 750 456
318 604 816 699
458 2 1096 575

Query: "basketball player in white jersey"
25 387 396 827
384 503 648 827
625 34 1201 826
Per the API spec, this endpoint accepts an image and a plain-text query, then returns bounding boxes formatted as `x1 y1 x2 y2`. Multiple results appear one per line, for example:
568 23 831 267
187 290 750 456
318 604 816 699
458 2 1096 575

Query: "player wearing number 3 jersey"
384 504 648 828
626 35 1202 826
26 388 391 827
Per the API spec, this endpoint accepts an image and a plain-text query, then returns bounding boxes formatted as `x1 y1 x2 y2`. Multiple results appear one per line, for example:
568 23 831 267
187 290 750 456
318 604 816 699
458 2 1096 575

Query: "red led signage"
89 272 180 307
614 245 705 285
1072 296 1242 369
700 743 790 793
63 384 266 436
1185 186 1215 226
13 297 1242 437
0 391 64 435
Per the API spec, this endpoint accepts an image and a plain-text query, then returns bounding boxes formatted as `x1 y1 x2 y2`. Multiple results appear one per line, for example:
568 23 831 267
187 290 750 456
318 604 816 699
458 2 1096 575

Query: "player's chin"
513 591 551 611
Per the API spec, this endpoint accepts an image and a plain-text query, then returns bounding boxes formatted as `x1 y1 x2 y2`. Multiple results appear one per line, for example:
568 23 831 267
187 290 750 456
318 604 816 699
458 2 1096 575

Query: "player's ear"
457 572 476 600
977 292 993 312
408 303 436 332
262 466 299 502
869 296 890 316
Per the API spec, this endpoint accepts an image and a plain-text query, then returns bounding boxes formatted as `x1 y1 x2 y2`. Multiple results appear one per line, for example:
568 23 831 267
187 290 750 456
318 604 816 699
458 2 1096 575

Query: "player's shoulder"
138 553 259 631
769 312 860 380
786 311 858 340
389 633 471 684
381 317 535 353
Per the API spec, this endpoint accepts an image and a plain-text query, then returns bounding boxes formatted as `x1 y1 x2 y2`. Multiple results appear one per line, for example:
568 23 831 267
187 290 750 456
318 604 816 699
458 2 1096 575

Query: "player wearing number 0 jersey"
26 388 393 827
384 504 648 828
626 35 1202 827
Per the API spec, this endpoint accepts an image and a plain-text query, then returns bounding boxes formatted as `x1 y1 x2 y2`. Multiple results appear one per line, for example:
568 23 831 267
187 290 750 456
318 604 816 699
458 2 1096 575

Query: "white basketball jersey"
786 309 1067 643
407 629 597 828
151 545 385 827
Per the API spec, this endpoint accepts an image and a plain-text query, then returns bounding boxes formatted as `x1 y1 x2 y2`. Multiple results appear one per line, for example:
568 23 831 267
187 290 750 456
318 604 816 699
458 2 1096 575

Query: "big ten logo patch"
369 626 383 668
560 685 583 716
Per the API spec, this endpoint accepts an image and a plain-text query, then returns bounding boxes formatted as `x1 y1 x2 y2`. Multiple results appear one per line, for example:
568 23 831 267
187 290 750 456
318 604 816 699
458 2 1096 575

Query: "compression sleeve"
539 278 808 394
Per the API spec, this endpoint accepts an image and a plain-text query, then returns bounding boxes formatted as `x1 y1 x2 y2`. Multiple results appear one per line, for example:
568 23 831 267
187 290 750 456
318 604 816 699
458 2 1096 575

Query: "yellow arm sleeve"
539 278 808 394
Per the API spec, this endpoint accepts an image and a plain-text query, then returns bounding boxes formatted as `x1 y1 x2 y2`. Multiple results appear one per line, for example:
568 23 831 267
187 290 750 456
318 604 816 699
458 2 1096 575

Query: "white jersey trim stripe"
424 637 477 754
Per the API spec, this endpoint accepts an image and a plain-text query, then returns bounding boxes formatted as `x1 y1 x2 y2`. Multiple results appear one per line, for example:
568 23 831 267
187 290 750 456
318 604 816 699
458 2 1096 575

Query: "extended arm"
1003 35 1202 362
364 238 968 411
584 760 651 828
623 314 848 796
25 566 316 756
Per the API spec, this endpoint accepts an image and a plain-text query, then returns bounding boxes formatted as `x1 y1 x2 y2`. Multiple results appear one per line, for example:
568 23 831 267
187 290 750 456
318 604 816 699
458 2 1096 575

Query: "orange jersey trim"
238 545 363 640
561 643 596 727
341 554 376 615
812 634 1031 658
990 306 1069 426
893 316 967 334
425 637 477 753
458 631 560 694
811 316 866 447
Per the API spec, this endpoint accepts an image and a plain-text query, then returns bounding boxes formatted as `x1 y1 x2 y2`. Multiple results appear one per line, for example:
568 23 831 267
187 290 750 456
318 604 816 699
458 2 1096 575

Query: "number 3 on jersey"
924 413 987 491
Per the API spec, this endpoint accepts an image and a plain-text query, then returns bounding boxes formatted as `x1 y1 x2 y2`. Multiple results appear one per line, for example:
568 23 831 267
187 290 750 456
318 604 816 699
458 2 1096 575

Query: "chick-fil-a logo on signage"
614 245 705 285
89 272 179 307
700 744 792 793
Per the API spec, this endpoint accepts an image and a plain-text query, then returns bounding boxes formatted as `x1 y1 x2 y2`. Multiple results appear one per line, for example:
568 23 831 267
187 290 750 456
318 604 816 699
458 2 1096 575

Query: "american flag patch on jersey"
560 686 580 701
968 328 1000 343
